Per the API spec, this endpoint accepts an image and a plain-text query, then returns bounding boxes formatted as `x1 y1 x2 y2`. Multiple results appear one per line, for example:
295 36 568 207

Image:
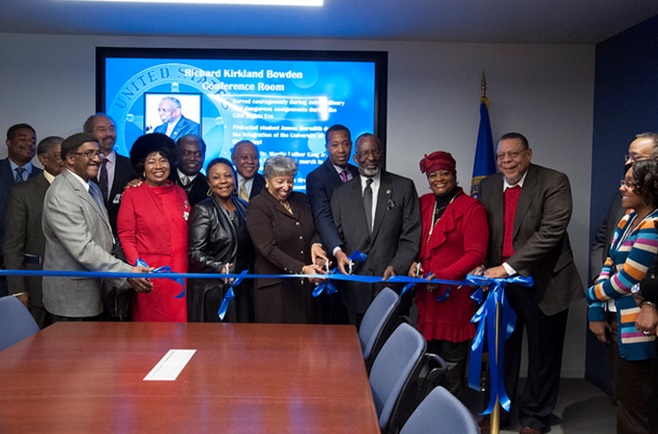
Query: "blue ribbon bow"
466 274 533 415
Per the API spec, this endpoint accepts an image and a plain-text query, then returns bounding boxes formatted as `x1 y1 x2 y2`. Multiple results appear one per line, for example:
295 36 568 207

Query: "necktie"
89 182 105 210
502 185 521 260
14 167 26 184
99 159 109 202
180 175 190 187
239 178 249 202
364 178 373 233
339 170 349 183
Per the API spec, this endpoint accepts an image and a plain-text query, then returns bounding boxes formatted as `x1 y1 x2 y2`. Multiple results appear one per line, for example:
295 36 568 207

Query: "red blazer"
415 189 489 342
117 182 190 264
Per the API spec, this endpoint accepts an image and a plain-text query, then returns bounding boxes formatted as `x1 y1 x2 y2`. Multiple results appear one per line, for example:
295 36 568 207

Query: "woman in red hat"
409 151 489 399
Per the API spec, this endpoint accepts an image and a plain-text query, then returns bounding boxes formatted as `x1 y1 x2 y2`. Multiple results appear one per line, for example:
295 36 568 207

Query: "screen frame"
96 46 388 171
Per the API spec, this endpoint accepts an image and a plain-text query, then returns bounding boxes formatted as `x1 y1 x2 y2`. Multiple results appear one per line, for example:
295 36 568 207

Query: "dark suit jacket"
306 159 359 252
169 169 208 206
331 171 421 314
589 192 625 281
93 153 137 236
246 191 320 323
0 158 42 263
249 173 266 200
154 116 200 141
479 164 583 316
3 173 50 306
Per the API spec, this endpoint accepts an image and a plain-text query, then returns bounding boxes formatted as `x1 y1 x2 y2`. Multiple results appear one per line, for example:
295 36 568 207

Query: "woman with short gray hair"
246 155 327 323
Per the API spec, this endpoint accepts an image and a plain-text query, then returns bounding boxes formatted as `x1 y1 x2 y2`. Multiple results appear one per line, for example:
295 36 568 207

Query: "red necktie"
502 185 521 260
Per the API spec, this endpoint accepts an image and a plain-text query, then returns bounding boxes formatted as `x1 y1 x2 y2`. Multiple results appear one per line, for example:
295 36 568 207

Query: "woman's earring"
207 188 213 197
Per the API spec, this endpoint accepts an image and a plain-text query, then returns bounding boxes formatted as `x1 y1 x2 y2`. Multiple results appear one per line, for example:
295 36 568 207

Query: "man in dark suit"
84 114 138 234
169 134 207 206
0 123 42 297
478 132 583 434
42 133 152 321
154 96 200 141
306 124 359 324
4 136 64 327
232 140 265 202
331 133 421 325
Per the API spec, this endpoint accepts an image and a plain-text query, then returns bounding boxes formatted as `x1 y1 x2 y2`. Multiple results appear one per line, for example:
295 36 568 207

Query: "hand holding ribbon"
218 270 249 320
135 258 186 298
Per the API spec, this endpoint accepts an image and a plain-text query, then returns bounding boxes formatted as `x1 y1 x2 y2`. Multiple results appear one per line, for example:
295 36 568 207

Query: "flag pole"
491 300 501 434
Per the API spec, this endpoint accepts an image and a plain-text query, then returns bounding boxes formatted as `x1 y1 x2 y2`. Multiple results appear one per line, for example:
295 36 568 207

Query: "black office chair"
399 386 478 434
0 296 40 351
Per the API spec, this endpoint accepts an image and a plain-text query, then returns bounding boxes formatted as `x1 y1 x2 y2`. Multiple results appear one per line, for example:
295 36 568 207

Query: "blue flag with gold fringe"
470 97 495 198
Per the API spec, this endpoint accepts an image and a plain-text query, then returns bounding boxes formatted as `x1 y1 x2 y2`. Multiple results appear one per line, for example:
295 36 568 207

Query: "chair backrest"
400 386 479 434
359 286 399 360
369 322 426 433
0 296 40 351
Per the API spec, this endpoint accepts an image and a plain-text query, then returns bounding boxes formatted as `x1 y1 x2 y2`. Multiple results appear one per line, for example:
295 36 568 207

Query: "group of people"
587 133 658 434
4 113 658 433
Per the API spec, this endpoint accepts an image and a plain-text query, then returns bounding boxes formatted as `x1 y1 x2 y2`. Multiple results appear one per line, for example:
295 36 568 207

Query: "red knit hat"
419 151 456 176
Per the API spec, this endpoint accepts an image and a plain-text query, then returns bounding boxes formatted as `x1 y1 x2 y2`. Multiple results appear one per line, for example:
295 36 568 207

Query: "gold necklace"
281 200 293 214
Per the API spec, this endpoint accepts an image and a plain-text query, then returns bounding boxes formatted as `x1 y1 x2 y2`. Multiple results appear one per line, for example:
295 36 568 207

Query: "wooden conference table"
0 322 379 433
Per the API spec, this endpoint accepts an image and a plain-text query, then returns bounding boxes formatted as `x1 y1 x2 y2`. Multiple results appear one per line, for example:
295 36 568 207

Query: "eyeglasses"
496 149 528 160
620 179 638 190
74 150 104 160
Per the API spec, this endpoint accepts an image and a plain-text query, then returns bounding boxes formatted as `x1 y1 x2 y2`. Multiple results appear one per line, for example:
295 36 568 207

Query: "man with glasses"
477 132 582 434
84 113 137 234
42 133 152 322
331 133 420 326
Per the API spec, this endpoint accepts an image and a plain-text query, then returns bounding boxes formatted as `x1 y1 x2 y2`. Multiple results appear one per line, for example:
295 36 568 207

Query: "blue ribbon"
312 268 340 298
466 274 533 415
135 258 186 298
218 270 249 321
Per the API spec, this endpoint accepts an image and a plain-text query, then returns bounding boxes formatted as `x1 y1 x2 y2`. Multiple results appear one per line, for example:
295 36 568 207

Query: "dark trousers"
609 314 652 434
503 284 569 432
648 342 658 434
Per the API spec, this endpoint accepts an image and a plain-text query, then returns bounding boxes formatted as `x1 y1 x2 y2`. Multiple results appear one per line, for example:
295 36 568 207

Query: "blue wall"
587 14 658 391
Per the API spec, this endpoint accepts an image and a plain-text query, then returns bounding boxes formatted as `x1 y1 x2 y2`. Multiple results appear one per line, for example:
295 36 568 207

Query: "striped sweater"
586 210 658 361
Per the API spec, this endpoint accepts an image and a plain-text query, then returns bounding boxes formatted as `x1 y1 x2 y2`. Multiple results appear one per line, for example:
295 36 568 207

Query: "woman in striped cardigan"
586 159 658 434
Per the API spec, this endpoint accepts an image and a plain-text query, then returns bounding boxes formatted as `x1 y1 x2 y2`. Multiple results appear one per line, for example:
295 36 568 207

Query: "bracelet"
641 301 657 307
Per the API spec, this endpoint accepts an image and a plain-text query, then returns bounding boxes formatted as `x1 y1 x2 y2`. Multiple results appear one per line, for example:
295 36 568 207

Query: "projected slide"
99 49 387 191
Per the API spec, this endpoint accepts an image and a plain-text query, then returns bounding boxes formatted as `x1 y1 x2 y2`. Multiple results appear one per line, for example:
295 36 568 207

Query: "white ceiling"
2 0 658 44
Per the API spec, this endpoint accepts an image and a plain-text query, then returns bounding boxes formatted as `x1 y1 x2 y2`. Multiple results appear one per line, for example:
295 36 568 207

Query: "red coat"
117 182 190 322
415 189 489 342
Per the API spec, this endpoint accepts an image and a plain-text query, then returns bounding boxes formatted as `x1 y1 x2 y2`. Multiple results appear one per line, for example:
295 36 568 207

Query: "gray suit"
331 171 421 316
42 169 132 318
479 163 582 430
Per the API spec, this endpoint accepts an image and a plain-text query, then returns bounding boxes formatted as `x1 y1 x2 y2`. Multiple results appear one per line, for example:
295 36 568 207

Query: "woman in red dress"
118 133 190 322
408 151 489 398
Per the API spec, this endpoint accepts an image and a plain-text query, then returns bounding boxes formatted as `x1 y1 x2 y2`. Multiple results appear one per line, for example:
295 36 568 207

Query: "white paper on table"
143 349 196 381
